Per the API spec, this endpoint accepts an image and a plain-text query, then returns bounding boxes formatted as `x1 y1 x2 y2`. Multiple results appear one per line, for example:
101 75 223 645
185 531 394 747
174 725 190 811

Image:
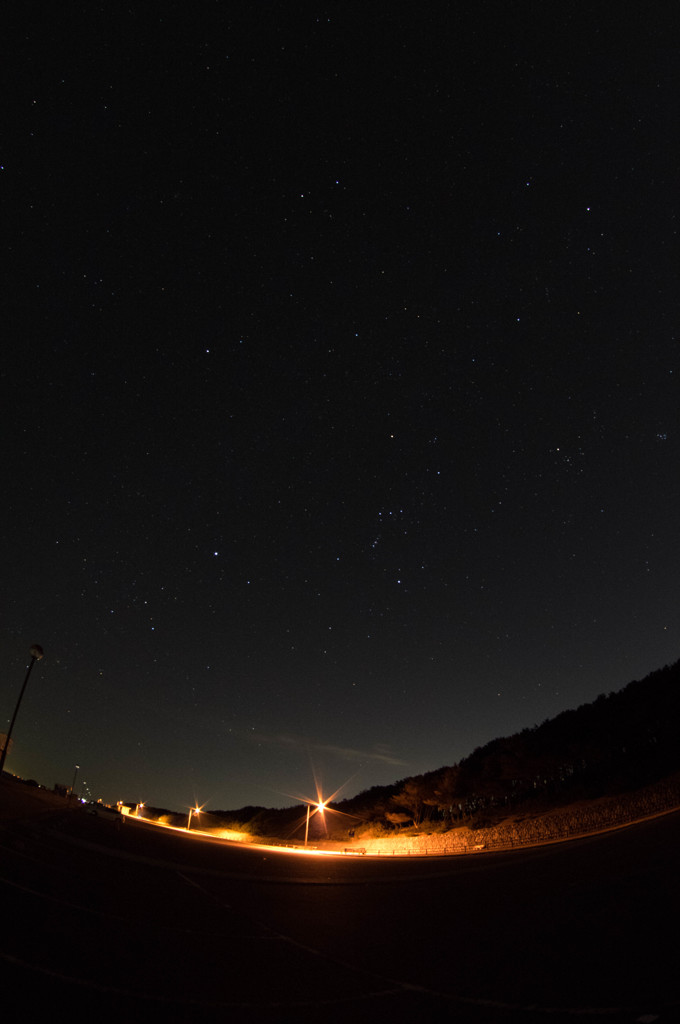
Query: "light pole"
304 801 325 846
70 764 80 800
187 806 200 830
0 645 44 775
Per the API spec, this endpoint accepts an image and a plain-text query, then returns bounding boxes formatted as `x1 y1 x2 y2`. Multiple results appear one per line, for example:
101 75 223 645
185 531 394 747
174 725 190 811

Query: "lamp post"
0 645 44 775
70 764 80 800
304 801 325 846
187 806 200 830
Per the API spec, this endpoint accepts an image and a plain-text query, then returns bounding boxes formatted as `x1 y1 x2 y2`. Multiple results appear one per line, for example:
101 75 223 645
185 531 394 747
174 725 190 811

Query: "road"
1 780 678 1023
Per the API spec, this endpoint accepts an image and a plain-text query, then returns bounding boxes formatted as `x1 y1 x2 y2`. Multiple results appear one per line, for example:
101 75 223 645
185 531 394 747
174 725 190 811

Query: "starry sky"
2 4 678 811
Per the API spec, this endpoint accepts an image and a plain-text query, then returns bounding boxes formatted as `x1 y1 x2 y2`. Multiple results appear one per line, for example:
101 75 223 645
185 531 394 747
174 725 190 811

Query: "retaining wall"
325 775 680 856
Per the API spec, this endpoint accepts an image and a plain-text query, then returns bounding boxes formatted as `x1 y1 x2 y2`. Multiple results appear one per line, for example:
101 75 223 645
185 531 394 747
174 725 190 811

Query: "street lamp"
70 764 80 800
0 645 44 775
187 806 201 830
304 800 326 847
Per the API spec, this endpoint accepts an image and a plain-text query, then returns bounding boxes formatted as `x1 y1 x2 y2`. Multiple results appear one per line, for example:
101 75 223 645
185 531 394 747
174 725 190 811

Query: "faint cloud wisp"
252 731 409 768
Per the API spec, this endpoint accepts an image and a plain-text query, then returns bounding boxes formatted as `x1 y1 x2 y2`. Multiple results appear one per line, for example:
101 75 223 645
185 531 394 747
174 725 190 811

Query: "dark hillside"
334 658 680 832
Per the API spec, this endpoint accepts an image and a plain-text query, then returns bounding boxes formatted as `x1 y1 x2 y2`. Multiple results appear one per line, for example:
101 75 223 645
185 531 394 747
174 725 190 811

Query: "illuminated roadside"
127 811 365 857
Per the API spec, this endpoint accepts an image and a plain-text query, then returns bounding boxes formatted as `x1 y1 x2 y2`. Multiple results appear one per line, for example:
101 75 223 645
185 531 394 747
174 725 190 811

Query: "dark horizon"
15 651 676 824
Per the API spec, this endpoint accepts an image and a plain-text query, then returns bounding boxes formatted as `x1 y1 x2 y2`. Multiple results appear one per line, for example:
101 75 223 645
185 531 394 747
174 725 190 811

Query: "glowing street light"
304 800 326 847
0 645 44 775
187 806 201 830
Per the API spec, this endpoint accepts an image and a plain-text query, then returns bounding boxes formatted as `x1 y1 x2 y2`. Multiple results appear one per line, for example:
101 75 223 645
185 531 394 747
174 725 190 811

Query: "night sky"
2 4 678 812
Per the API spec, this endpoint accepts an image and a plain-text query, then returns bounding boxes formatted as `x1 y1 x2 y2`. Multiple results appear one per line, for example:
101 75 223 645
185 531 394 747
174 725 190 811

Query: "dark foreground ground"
1 777 678 1023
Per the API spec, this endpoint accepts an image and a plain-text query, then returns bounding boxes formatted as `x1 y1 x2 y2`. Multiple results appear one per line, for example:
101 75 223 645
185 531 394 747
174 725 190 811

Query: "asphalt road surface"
1 780 678 1023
